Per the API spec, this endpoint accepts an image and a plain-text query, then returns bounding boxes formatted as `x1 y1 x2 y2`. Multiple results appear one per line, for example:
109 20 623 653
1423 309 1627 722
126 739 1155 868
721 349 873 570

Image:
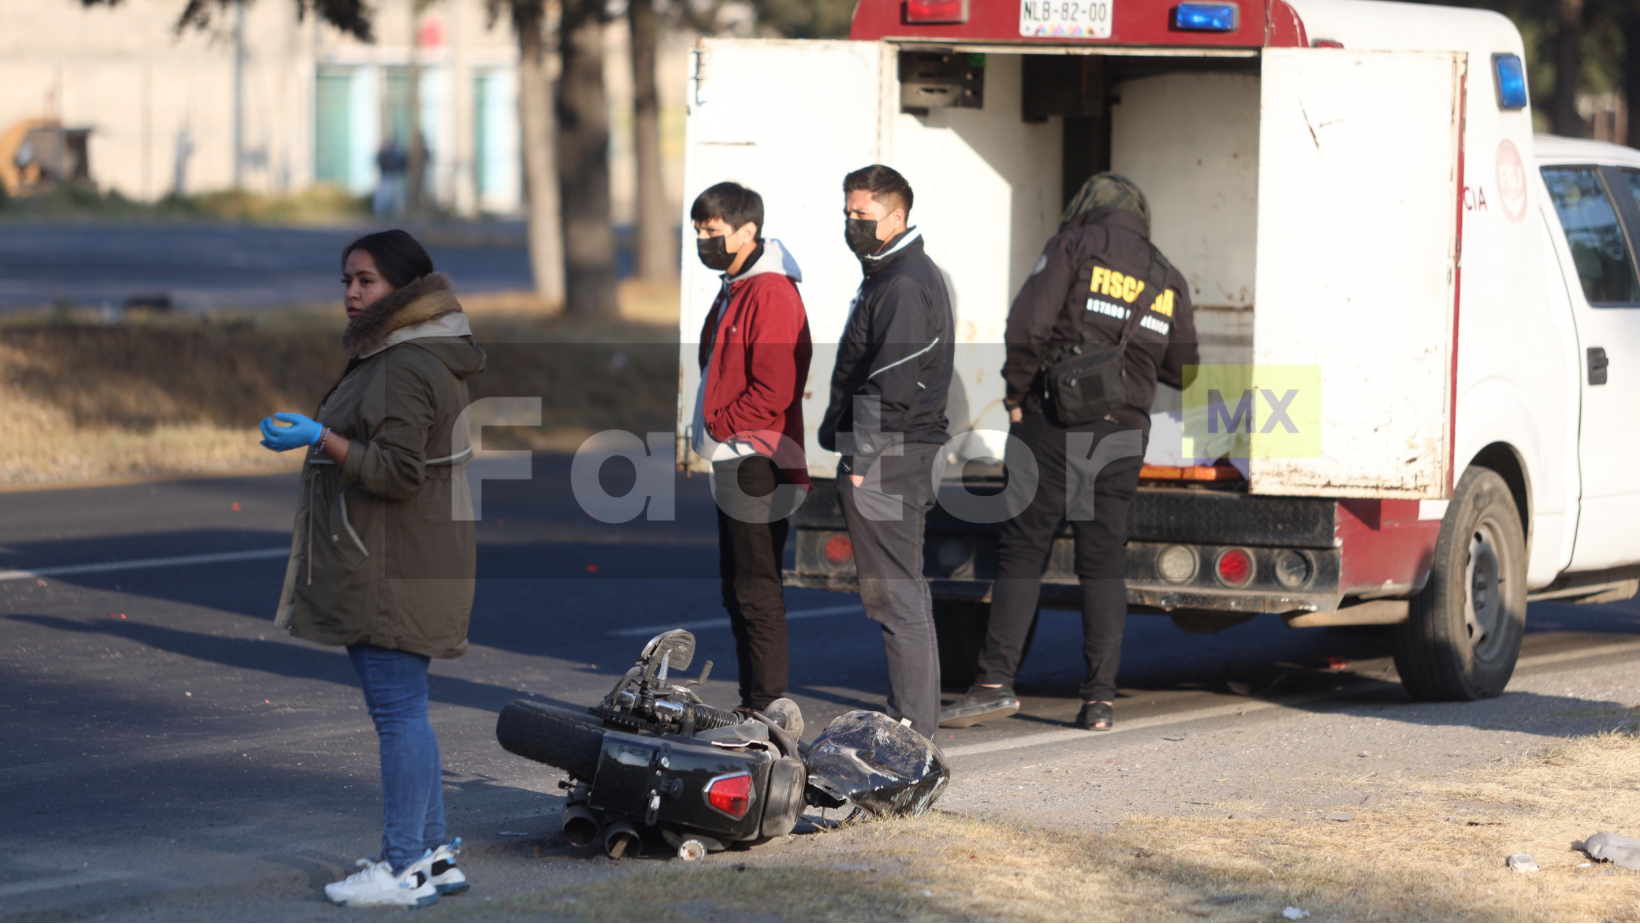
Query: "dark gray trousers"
836 443 945 739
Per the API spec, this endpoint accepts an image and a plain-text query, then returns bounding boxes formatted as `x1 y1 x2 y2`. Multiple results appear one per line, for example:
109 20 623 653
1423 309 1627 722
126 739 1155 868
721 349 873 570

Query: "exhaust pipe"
603 819 641 859
561 804 601 848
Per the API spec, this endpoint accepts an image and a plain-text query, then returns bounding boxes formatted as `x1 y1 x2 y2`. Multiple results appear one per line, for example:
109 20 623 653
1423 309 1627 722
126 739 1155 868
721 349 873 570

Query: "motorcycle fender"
588 730 770 841
760 756 807 839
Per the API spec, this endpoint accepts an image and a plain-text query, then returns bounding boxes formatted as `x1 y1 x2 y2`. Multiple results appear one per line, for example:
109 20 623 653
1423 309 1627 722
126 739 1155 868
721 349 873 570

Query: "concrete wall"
0 0 690 222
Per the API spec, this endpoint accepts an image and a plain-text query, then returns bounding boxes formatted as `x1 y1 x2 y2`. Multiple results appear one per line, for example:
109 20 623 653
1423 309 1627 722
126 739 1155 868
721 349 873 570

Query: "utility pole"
233 0 245 188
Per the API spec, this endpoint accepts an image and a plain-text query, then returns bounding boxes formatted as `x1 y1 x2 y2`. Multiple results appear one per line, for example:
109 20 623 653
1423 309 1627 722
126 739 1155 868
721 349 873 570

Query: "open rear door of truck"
678 39 889 475
1249 49 1466 499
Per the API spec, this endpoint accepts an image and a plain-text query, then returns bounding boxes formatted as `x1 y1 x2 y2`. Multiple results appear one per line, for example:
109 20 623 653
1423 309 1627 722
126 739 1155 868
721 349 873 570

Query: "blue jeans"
347 644 446 874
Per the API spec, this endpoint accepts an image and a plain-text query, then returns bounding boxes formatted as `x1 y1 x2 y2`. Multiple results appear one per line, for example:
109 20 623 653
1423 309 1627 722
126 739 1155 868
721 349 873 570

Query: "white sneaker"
419 838 468 896
323 858 438 908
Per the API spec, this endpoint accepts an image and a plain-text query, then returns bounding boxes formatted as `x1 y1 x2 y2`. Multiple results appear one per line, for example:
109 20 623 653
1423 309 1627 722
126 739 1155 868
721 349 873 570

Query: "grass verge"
0 184 372 225
0 284 680 486
440 727 1640 922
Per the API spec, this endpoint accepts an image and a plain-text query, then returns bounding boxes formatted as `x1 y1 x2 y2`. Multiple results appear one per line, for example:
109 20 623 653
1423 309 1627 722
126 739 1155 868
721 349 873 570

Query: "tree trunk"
514 0 565 304
1553 0 1586 137
629 0 675 282
1625 11 1640 149
557 0 619 315
407 0 425 215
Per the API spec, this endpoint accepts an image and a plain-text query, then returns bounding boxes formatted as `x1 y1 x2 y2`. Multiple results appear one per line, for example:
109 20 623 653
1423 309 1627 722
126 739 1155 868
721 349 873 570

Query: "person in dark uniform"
939 173 1198 732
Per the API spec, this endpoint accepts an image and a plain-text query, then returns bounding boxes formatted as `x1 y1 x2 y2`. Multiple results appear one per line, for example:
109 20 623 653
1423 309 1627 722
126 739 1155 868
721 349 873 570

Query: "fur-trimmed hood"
342 272 465 358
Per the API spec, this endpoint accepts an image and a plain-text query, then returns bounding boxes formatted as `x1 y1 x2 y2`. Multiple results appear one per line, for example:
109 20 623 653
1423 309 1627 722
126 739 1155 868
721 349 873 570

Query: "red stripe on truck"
1336 500 1440 596
1265 0 1307 47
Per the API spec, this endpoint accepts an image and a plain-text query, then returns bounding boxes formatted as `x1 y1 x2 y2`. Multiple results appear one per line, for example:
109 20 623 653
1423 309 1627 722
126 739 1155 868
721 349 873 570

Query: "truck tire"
933 598 1036 690
1392 467 1526 701
495 700 606 781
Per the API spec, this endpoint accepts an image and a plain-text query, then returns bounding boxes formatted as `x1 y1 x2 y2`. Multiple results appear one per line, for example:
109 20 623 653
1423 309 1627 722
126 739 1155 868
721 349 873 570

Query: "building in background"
0 0 688 223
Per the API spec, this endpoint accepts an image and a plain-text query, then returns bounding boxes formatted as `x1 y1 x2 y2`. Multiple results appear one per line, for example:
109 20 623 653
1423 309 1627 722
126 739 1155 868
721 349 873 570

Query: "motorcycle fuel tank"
804 711 950 817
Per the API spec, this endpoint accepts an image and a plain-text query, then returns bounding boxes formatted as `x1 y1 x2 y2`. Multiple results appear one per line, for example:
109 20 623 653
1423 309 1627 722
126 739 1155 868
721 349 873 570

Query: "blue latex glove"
259 413 324 452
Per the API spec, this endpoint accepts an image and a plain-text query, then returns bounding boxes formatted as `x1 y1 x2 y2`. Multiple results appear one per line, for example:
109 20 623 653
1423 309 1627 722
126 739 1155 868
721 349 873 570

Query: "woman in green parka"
259 230 484 909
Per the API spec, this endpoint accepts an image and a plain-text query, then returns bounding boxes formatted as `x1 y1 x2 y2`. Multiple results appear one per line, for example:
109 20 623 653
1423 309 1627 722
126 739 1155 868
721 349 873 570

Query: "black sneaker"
1076 701 1114 731
939 684 1020 728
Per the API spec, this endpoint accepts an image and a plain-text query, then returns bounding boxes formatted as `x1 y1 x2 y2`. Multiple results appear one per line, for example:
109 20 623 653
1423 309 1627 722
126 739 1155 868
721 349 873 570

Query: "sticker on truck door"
1020 0 1112 38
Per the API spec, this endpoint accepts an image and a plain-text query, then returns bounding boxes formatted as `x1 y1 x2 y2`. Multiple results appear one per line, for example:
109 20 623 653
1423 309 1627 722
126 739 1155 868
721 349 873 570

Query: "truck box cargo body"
676 0 1640 698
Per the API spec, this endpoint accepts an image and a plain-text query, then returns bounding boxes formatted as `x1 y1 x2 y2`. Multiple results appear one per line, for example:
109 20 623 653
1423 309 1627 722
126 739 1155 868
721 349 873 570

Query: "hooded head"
1061 172 1150 228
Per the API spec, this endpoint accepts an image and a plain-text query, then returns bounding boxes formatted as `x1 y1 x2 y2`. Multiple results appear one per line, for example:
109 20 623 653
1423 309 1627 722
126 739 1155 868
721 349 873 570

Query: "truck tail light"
905 0 969 24
1172 2 1238 32
1157 545 1199 584
1273 549 1314 589
1215 548 1254 587
824 535 854 565
705 772 754 818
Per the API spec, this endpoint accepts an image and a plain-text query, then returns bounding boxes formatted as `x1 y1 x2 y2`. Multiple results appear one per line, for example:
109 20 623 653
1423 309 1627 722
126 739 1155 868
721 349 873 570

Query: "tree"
629 0 675 282
1622 3 1640 146
557 0 619 314
1553 0 1588 134
743 0 855 37
82 0 374 38
495 0 566 303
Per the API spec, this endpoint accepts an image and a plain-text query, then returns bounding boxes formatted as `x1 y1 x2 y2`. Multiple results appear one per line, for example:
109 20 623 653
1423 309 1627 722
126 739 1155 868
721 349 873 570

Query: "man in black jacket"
819 164 955 738
939 172 1198 733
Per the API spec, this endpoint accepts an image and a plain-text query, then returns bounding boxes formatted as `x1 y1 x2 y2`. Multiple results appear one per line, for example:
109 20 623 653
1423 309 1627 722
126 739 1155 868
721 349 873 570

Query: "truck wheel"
933 598 1036 690
495 700 606 781
1392 467 1526 701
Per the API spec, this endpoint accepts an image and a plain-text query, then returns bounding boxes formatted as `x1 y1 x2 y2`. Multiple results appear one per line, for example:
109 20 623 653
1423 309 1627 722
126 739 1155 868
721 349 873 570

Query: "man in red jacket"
690 181 813 712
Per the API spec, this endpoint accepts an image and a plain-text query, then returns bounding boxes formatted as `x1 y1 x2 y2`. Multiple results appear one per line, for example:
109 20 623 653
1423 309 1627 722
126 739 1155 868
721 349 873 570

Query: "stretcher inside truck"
677 0 1640 701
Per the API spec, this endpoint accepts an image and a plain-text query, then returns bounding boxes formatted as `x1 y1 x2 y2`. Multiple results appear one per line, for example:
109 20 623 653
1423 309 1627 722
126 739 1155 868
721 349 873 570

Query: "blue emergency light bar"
1172 3 1238 31
1493 54 1528 110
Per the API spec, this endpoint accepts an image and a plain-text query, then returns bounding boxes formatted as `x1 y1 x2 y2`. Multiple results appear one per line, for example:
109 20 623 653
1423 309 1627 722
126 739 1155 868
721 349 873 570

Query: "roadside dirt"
436 727 1640 923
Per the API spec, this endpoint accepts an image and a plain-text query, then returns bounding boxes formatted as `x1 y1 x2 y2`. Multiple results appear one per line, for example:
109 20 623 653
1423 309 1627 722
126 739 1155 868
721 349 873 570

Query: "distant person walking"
819 165 955 739
258 230 485 908
374 137 408 218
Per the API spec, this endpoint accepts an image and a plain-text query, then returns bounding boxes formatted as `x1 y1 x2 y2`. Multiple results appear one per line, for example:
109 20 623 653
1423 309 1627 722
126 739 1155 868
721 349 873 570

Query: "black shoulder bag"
1042 245 1171 427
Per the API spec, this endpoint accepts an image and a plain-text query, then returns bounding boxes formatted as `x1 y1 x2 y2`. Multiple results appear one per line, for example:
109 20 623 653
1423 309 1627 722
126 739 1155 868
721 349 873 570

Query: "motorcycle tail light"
824 535 854 565
705 772 754 818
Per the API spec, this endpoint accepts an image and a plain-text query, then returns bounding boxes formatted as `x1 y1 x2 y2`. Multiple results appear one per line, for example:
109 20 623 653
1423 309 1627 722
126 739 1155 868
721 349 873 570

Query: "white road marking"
944 638 1640 759
0 547 289 583
607 604 865 637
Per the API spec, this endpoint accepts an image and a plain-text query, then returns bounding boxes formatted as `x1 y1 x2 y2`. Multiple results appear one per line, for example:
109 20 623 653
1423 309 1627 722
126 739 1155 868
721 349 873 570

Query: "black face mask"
697 234 737 272
845 218 883 258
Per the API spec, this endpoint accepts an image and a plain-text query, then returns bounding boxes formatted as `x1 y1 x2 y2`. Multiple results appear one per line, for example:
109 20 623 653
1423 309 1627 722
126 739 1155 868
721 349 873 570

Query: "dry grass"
444 729 1640 922
0 282 682 486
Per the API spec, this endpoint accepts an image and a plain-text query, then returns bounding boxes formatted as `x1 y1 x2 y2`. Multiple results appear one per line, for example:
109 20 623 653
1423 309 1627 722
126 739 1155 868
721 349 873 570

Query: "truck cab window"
1542 166 1640 305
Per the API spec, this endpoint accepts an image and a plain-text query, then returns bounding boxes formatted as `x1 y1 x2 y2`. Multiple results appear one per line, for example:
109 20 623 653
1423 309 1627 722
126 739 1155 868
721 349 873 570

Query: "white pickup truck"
675 0 1640 701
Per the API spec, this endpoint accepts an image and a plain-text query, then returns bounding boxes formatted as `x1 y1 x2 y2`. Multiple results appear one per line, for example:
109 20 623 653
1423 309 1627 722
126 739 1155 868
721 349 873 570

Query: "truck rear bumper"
788 478 1359 616
784 570 1336 615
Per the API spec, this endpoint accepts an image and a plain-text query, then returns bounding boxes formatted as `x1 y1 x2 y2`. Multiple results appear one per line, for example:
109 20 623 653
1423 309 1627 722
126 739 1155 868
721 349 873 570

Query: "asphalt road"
3 459 1639 919
0 223 535 311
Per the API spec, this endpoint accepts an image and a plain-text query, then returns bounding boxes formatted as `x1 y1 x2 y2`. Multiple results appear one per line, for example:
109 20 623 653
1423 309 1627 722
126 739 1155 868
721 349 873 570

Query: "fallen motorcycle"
495 629 950 860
